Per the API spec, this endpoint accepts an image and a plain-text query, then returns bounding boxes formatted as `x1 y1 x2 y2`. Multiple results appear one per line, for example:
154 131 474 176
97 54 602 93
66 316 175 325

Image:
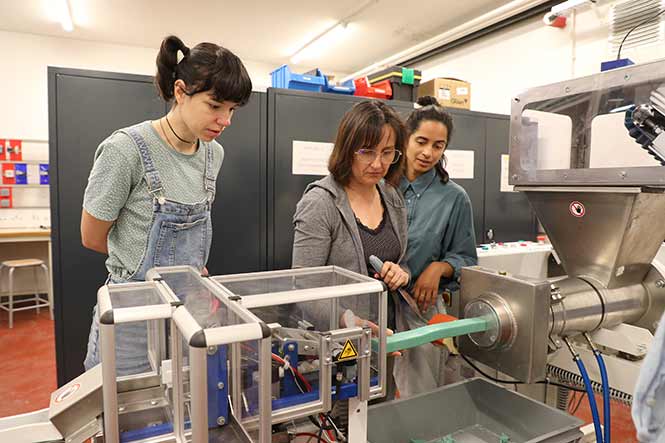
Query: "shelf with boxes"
366 66 422 102
268 64 474 110
0 139 49 210
270 64 423 102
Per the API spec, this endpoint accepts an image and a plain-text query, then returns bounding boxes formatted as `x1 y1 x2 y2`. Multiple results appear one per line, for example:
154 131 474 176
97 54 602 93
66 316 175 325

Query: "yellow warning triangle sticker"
337 340 359 361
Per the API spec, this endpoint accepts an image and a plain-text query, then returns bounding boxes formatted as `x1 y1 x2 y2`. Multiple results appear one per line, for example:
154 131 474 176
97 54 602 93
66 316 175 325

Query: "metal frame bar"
347 397 368 442
357 328 371 402
100 320 119 443
371 290 388 399
204 323 266 346
212 265 380 284
170 320 186 443
112 305 172 324
258 338 272 443
230 342 242 421
510 58 665 186
200 277 265 324
189 346 208 443
236 282 384 309
172 306 203 345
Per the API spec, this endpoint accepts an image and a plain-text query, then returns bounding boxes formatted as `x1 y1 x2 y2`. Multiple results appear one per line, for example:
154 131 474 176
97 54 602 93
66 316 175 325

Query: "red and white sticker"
569 201 585 218
54 383 80 403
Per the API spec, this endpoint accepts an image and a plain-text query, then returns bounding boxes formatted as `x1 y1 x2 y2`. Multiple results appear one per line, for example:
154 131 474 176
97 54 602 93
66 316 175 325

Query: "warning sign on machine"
336 340 359 362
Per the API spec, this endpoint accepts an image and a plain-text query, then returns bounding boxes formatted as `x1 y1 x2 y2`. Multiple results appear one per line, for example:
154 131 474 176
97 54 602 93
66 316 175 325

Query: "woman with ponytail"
80 35 252 374
393 96 478 397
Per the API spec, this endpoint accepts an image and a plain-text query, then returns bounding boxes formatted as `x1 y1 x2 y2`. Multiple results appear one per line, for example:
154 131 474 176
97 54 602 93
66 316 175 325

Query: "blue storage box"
316 69 355 95
270 65 325 92
14 163 27 185
39 163 49 185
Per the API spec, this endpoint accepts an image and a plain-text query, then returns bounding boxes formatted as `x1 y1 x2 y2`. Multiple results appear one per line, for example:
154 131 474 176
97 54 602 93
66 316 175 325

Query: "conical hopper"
523 187 665 289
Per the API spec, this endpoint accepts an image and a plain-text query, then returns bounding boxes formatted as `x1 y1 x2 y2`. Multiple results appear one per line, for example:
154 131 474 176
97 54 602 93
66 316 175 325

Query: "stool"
0 259 52 328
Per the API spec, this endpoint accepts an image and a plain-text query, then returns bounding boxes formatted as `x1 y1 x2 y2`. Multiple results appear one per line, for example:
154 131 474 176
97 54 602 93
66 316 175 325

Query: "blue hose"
575 356 603 443
595 351 611 443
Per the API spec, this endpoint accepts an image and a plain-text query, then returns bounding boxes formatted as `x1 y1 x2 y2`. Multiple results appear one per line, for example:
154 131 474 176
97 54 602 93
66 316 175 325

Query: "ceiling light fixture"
290 22 350 64
289 0 378 65
58 0 74 32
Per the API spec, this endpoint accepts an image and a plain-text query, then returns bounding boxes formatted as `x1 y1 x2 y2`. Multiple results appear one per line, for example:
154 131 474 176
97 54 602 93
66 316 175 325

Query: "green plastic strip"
401 67 415 85
373 317 488 354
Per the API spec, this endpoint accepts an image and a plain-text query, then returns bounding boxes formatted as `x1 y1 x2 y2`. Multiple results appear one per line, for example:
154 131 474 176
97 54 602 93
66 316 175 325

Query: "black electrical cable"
617 8 665 60
542 378 587 393
460 354 527 384
306 413 337 433
571 391 587 415
461 354 586 393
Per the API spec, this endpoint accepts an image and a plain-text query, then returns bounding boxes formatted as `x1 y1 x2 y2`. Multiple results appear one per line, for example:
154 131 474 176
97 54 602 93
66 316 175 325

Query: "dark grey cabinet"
266 88 415 270
445 108 536 244
49 68 166 386
444 111 486 242
483 116 536 242
207 93 267 276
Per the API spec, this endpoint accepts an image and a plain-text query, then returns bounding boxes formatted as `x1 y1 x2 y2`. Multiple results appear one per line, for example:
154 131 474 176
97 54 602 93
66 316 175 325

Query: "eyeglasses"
354 148 402 164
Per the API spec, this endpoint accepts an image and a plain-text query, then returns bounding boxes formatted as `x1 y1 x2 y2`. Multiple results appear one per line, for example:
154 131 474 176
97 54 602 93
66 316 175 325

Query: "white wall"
0 30 276 228
1 30 276 141
415 4 665 115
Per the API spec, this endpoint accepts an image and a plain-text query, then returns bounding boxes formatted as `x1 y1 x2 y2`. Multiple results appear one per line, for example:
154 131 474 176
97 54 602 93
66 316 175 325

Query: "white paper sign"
445 150 474 179
500 154 516 192
27 164 40 185
292 141 334 176
437 87 452 100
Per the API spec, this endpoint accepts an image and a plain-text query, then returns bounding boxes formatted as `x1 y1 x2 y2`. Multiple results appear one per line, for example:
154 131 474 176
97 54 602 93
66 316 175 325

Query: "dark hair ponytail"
406 96 454 184
154 35 252 106
155 36 189 101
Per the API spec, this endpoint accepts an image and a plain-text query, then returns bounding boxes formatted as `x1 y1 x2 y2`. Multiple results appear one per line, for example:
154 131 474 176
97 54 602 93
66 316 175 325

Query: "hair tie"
176 49 185 64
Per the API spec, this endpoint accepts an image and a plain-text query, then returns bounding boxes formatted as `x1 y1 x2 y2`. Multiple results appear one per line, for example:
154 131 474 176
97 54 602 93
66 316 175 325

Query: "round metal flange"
464 292 517 350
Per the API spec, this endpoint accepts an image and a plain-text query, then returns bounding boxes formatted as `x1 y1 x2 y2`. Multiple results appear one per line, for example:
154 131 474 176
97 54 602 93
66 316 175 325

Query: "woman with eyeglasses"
292 100 410 399
393 96 478 397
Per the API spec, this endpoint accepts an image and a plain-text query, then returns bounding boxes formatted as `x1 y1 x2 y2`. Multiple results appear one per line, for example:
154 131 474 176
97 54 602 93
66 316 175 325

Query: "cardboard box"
418 78 471 110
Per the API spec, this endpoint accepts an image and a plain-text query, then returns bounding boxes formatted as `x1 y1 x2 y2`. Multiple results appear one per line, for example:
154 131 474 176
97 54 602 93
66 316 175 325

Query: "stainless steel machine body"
460 60 665 392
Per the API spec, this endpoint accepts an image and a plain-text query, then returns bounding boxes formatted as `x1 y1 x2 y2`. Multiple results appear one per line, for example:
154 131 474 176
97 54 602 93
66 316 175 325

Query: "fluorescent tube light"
290 22 351 64
58 0 74 32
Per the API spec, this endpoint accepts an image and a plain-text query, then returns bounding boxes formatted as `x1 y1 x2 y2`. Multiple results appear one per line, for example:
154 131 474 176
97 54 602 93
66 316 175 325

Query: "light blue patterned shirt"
633 310 665 442
399 168 478 292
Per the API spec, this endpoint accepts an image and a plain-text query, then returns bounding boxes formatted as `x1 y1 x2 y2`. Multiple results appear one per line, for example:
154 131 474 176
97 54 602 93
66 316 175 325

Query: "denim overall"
84 127 215 375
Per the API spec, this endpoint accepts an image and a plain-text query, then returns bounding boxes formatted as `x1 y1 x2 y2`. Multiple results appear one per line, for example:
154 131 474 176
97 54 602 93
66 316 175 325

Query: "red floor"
572 391 637 442
0 309 57 418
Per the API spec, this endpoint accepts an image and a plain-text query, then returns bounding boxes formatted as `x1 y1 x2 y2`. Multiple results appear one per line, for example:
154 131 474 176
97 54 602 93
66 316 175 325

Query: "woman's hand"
374 261 409 291
413 262 453 311
341 310 401 356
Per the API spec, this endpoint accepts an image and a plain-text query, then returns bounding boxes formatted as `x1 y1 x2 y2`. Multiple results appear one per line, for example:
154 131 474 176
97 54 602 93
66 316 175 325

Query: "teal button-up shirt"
399 168 478 292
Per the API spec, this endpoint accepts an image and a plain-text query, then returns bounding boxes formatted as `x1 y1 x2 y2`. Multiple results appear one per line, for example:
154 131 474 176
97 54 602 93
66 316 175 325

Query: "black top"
356 203 401 277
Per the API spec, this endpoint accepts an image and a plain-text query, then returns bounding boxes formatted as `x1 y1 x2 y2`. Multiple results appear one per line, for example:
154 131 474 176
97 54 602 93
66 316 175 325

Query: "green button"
402 68 415 85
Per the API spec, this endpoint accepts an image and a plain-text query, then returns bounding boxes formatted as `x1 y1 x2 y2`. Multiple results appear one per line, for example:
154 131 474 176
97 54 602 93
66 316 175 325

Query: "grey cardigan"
292 174 409 277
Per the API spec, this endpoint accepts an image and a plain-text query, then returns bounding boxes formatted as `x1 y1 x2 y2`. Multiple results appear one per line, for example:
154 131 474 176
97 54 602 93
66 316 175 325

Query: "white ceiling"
0 0 512 74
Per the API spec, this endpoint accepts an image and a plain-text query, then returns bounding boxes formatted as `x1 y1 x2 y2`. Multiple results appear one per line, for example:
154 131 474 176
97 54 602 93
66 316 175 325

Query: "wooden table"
0 228 52 298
